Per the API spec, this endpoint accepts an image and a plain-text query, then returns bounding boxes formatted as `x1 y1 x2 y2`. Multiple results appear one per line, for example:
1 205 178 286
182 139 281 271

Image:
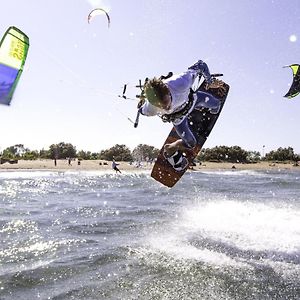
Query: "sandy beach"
0 159 298 172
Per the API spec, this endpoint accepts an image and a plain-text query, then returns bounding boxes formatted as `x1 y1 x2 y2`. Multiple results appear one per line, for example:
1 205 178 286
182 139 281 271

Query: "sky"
0 0 300 154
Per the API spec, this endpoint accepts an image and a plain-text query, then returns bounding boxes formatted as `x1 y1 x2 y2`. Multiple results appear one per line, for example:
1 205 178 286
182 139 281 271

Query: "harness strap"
161 89 195 123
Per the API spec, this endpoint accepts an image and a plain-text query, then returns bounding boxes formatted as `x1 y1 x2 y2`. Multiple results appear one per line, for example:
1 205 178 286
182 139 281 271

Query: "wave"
0 170 58 179
0 169 151 179
136 197 300 275
199 169 265 177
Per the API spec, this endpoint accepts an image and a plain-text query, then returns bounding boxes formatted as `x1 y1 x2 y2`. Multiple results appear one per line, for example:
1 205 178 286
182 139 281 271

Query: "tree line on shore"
1 142 299 163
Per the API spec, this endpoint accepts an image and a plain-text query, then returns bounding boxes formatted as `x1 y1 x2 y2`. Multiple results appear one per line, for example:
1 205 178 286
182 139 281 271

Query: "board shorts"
173 90 220 148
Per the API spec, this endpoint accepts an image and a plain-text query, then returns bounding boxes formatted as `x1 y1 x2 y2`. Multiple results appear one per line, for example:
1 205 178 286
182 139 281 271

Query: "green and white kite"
0 26 29 105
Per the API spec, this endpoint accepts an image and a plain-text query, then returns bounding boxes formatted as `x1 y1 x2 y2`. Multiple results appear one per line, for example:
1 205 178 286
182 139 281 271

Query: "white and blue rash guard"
140 60 221 148
140 60 212 118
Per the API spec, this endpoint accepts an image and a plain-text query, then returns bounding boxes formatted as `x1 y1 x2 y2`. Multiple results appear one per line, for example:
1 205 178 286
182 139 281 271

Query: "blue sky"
0 0 300 154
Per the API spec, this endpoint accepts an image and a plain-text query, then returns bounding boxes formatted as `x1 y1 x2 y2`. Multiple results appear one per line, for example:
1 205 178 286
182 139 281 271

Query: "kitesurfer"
137 60 226 170
112 159 122 173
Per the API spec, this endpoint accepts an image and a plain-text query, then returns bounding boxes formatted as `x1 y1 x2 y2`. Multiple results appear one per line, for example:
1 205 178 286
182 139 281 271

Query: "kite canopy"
284 64 300 99
0 26 29 105
88 8 110 28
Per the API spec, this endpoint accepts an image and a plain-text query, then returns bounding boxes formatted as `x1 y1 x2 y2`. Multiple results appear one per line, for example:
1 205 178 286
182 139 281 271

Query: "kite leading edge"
87 8 110 28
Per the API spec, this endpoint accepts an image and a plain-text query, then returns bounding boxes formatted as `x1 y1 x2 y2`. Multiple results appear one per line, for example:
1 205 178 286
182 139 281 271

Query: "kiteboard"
151 80 230 187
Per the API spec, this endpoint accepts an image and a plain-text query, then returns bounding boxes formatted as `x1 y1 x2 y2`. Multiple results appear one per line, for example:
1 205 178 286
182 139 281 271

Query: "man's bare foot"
163 144 175 157
164 139 188 157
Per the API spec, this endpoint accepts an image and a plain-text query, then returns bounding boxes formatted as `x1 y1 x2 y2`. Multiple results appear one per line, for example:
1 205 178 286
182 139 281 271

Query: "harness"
161 89 195 123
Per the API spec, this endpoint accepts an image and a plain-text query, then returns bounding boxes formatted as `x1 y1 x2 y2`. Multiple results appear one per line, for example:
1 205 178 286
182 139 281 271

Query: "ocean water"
0 168 300 300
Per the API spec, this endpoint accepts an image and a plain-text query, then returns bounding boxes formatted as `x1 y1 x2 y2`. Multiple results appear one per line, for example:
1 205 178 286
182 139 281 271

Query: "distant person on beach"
112 159 121 173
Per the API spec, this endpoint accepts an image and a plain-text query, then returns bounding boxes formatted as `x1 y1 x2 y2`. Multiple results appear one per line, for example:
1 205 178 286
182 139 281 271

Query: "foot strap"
164 151 189 172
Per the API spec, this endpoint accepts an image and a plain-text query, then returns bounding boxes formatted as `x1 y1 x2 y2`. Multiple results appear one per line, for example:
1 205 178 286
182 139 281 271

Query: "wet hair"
144 77 169 106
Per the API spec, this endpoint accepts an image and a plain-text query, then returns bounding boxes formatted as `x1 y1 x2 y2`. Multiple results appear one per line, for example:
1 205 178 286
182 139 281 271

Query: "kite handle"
211 73 223 78
134 110 140 128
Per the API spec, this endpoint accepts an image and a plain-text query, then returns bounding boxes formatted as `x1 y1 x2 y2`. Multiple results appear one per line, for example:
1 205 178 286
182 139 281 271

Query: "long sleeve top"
140 60 212 118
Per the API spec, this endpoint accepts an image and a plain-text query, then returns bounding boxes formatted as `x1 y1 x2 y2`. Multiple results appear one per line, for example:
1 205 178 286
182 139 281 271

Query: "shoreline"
0 159 299 172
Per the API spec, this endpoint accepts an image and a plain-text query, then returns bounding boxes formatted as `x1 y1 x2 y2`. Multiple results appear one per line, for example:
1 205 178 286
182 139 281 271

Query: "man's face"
157 93 171 110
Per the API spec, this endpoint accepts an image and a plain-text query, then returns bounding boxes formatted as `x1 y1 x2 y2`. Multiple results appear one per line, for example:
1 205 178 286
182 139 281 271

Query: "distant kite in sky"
284 64 300 99
0 26 29 105
88 8 110 28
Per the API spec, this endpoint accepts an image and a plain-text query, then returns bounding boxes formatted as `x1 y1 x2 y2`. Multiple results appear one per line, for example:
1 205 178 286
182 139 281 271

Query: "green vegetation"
197 146 249 163
0 143 299 163
132 144 160 162
99 144 132 161
264 147 299 162
197 145 299 163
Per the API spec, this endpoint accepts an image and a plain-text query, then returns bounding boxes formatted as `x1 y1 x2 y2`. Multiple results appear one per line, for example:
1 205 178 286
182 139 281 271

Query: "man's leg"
164 118 197 157
195 91 220 114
